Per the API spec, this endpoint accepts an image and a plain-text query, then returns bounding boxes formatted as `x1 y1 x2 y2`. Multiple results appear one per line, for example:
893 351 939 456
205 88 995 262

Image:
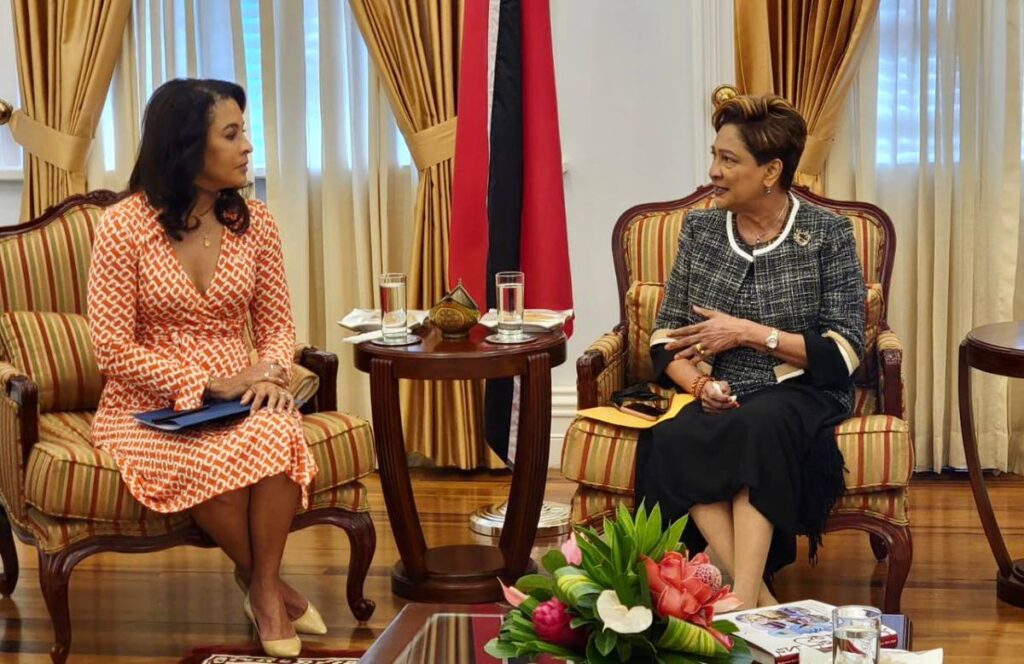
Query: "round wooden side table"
354 325 566 603
959 321 1024 607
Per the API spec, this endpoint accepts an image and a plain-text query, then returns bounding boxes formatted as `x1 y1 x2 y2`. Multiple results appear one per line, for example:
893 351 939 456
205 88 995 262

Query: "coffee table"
359 603 913 663
354 326 566 603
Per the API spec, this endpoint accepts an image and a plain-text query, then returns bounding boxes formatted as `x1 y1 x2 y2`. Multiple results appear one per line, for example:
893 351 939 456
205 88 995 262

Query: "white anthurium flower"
596 589 653 635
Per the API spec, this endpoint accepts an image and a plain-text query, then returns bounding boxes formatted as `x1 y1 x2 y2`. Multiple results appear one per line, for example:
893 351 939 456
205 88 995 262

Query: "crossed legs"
190 473 302 640
689 488 777 609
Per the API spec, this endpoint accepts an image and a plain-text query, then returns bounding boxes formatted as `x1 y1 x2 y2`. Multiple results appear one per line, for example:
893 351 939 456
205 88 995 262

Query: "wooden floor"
0 471 1022 662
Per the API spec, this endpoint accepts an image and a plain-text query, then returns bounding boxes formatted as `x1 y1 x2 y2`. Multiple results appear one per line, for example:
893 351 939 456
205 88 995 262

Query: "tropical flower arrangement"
484 503 754 663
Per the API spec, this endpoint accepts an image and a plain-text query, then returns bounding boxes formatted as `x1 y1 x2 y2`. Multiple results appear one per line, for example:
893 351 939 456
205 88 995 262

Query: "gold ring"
263 371 270 379
695 343 705 355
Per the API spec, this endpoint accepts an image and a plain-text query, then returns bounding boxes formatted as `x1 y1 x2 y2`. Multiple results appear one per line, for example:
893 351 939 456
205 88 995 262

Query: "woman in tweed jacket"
635 95 865 609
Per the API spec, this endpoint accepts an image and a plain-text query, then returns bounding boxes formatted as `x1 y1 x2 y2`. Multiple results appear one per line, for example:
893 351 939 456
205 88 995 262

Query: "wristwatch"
764 328 780 351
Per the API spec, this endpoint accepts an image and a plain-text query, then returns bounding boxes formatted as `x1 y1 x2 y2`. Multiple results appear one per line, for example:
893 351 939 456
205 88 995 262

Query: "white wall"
547 0 734 464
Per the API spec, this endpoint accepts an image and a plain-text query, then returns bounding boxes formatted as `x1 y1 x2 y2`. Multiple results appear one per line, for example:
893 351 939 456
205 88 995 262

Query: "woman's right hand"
700 380 738 413
207 361 289 401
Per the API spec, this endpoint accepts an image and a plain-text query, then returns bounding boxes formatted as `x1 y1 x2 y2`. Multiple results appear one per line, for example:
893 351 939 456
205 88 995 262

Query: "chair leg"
337 511 376 622
38 549 74 664
0 509 19 596
878 523 913 614
869 533 889 561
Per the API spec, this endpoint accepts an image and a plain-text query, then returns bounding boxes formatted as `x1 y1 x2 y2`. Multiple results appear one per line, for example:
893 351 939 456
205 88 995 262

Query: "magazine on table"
718 600 898 664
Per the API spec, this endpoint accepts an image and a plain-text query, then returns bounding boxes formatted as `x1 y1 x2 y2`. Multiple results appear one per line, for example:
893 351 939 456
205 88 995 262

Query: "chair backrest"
0 191 126 318
612 184 896 398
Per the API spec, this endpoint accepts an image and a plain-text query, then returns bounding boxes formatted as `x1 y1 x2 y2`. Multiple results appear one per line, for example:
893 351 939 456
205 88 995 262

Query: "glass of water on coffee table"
374 272 419 346
832 605 881 663
488 271 531 344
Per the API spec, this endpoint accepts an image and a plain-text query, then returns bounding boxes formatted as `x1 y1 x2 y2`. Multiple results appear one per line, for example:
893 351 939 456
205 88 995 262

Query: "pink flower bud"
532 598 587 651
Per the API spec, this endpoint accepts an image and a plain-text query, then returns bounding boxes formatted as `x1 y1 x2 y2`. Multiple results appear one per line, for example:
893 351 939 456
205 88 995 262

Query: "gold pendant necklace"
202 232 212 248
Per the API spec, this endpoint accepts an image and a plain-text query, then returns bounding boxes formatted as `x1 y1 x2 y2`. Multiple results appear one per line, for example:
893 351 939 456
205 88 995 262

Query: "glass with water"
832 605 881 663
495 271 526 340
379 273 408 343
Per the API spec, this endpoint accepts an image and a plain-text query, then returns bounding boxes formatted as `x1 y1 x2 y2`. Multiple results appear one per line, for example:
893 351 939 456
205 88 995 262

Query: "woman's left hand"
666 306 752 360
242 380 297 413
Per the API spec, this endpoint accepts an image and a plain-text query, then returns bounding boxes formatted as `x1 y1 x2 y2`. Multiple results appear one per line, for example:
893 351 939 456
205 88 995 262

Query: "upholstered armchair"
560 185 913 612
0 191 377 663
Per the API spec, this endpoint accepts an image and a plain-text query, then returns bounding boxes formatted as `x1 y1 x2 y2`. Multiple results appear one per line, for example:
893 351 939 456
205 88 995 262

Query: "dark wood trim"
879 325 905 419
824 513 912 614
0 190 128 239
298 347 339 413
7 375 39 466
0 509 18 596
576 349 606 410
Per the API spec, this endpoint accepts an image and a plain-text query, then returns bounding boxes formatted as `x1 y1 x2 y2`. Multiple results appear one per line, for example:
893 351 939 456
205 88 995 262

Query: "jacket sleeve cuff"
803 330 854 389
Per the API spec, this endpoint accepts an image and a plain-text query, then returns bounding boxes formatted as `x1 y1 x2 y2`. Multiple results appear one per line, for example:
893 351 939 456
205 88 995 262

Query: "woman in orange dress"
87 79 318 657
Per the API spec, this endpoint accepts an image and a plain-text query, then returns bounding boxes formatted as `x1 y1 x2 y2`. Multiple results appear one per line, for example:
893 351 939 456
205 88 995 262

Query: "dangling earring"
764 184 772 195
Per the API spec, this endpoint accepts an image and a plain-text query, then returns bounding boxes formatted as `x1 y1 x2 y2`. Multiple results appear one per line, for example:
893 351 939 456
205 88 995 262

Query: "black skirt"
634 383 846 575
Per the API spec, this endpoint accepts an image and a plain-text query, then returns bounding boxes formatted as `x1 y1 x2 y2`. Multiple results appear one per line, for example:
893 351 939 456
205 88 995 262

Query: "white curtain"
825 0 1024 472
86 0 418 418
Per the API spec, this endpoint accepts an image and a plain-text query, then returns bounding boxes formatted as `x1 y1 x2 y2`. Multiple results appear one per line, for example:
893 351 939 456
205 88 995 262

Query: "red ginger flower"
532 598 588 651
642 551 743 649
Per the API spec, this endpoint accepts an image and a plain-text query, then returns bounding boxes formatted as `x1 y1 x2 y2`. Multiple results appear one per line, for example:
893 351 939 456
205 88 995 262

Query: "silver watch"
765 328 780 351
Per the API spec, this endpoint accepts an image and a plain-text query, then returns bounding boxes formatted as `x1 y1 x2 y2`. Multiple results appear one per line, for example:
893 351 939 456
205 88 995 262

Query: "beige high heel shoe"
244 594 302 658
235 569 327 635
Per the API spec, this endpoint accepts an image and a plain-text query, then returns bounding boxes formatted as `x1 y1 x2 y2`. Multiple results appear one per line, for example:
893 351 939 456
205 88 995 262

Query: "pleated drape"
350 0 501 469
733 0 879 192
11 0 130 220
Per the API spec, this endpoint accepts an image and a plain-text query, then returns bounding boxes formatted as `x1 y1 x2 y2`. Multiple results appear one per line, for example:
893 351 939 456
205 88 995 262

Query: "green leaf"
515 573 554 595
569 616 593 629
616 501 636 540
643 504 663 556
577 525 613 563
595 627 618 656
637 558 654 609
586 636 619 664
616 637 634 662
483 638 520 658
655 616 729 656
526 639 582 658
711 619 739 635
610 573 639 607
542 549 569 575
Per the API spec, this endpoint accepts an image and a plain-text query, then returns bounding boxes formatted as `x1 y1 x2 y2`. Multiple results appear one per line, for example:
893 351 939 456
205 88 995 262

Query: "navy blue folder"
135 399 252 432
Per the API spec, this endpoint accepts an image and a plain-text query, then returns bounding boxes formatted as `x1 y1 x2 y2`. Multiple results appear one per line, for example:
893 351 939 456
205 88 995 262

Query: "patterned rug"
178 645 363 664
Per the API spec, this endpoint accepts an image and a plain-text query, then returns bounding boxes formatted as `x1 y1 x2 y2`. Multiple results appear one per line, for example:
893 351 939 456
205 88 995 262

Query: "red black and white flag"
450 0 573 464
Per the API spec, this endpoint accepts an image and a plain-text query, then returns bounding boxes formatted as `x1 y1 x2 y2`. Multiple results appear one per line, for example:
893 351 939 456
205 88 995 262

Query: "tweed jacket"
651 195 867 412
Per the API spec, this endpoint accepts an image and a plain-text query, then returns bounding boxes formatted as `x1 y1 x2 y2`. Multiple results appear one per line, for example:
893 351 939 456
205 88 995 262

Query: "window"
97 0 410 176
0 9 21 177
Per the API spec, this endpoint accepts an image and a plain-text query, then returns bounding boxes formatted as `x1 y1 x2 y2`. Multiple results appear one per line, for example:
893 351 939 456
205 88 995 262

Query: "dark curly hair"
712 94 807 190
128 78 251 240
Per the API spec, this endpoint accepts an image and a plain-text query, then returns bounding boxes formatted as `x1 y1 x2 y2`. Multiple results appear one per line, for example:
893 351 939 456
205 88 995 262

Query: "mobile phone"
619 403 664 420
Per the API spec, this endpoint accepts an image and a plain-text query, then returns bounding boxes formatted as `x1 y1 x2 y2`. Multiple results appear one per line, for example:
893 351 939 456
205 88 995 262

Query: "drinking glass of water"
495 271 526 340
379 273 408 343
832 605 881 664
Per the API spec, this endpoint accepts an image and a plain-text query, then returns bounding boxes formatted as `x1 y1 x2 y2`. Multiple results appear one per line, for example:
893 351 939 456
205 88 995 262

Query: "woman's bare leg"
248 473 300 641
731 488 773 609
191 487 254 577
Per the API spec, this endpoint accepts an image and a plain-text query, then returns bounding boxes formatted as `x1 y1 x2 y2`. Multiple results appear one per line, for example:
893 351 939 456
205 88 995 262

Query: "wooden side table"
354 325 566 603
958 321 1024 606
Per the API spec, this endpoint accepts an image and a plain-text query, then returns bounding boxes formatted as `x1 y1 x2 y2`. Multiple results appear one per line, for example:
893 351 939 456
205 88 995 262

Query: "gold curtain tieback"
407 116 457 171
796 133 833 177
9 109 92 173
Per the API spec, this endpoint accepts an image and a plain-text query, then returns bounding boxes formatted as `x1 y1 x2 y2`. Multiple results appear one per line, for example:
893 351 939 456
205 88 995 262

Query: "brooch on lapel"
794 230 811 247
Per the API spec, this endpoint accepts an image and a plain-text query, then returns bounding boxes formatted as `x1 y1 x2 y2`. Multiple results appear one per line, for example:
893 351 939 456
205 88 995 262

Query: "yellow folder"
577 393 695 429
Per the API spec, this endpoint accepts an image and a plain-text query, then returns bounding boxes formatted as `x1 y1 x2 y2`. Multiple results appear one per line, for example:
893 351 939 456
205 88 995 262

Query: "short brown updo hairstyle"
712 94 807 190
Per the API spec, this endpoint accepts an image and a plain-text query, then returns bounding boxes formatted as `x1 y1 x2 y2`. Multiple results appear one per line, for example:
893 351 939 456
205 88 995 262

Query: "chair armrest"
295 345 338 413
577 326 627 409
0 362 34 522
877 327 906 420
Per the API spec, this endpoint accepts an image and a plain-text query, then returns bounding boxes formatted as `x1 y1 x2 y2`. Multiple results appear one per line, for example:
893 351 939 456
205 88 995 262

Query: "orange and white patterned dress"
86 192 317 513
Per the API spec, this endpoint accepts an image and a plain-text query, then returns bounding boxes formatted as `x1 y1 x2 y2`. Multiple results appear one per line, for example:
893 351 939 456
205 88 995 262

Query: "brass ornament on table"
429 280 480 338
0 99 13 126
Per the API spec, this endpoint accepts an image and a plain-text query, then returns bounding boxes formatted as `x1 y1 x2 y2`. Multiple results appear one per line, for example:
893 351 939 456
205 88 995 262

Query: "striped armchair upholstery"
0 192 377 663
565 185 913 613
